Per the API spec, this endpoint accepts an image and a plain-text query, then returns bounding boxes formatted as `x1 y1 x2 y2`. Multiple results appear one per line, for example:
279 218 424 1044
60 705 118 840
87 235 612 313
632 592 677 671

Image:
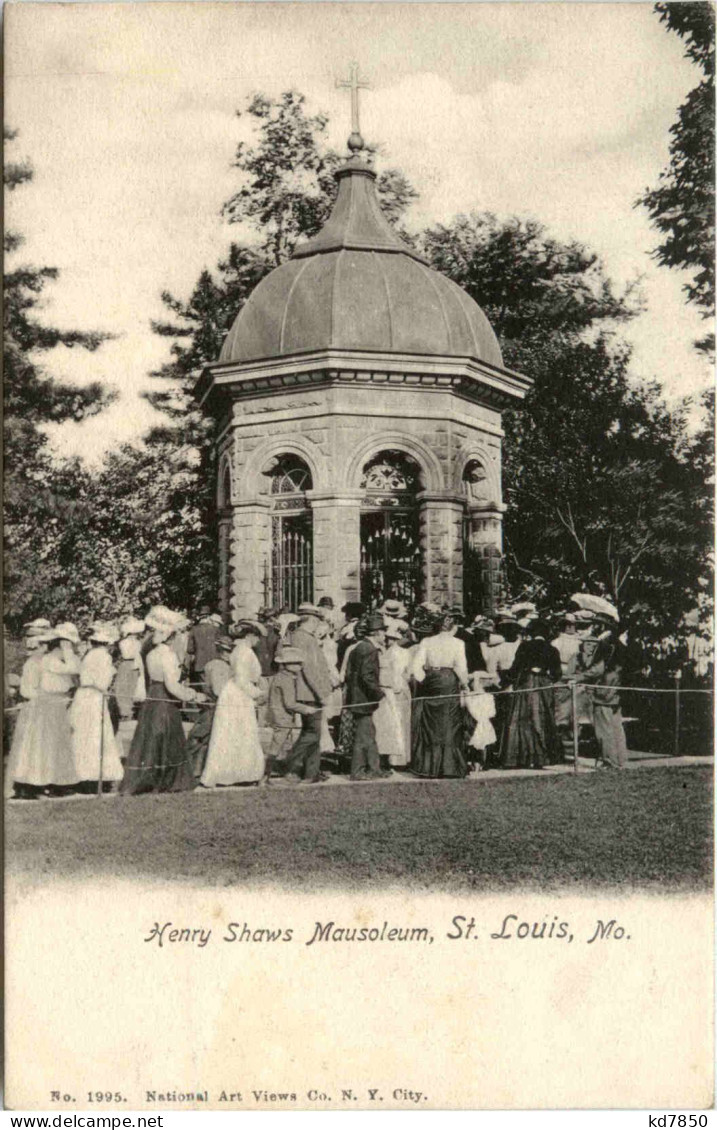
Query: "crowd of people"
4 593 631 800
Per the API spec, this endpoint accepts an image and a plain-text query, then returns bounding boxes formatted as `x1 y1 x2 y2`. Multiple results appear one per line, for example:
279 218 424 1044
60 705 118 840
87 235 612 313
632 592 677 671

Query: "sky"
5 1 712 465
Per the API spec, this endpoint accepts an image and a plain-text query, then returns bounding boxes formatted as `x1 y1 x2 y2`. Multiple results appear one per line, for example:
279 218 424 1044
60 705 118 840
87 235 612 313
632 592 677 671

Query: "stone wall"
220 380 506 618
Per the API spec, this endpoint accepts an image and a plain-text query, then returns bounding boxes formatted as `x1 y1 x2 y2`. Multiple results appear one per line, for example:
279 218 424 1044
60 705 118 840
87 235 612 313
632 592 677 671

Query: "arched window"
218 460 232 511
359 450 422 608
261 454 314 610
462 458 491 506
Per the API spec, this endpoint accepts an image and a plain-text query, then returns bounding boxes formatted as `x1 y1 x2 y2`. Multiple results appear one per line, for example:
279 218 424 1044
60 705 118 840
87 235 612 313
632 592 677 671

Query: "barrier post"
571 680 579 774
674 669 682 758
97 690 105 799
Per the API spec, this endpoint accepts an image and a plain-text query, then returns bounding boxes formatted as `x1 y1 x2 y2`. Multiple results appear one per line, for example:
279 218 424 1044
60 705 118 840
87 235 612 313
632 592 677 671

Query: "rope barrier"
3 679 713 714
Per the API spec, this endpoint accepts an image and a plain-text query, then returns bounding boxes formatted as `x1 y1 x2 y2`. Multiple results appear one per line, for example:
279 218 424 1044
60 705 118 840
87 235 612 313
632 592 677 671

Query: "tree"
221 90 418 265
422 213 712 664
3 130 116 630
636 2 715 351
87 92 419 617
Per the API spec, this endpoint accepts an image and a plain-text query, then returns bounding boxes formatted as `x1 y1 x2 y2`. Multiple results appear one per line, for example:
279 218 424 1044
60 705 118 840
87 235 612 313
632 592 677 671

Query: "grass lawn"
6 764 712 893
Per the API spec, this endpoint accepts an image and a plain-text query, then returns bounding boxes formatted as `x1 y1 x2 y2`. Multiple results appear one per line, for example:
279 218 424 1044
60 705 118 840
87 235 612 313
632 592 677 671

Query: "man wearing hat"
284 610 331 723
186 605 221 688
552 613 582 735
269 647 326 783
344 612 390 780
337 602 365 667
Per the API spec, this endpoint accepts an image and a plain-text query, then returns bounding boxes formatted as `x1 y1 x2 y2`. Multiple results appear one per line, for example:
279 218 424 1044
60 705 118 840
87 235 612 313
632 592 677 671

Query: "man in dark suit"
344 612 390 780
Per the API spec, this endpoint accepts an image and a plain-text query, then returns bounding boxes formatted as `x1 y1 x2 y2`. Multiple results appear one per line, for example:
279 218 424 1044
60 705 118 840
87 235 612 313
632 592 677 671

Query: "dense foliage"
636 2 715 352
3 129 116 629
4 90 713 673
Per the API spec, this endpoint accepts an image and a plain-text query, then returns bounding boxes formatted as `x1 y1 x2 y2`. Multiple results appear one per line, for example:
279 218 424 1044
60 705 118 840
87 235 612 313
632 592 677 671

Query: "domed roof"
219 156 503 368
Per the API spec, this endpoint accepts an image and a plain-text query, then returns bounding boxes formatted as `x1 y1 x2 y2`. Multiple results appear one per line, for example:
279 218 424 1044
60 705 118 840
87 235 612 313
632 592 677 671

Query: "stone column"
217 511 233 625
417 491 465 610
230 498 272 620
307 490 364 607
466 504 505 614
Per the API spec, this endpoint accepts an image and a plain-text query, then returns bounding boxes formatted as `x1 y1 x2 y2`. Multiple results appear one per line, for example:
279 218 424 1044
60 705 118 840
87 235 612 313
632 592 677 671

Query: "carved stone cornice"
196 347 532 415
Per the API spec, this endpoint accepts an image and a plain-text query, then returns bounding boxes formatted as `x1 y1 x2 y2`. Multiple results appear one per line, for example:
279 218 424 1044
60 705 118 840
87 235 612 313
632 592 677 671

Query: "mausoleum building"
197 122 531 622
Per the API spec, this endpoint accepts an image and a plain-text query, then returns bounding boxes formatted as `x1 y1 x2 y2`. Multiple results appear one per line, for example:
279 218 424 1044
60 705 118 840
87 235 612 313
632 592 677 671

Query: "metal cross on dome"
337 62 371 150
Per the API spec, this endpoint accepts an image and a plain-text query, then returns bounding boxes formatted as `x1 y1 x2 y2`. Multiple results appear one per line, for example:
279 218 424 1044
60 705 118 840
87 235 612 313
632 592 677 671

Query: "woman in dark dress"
410 610 470 778
499 619 564 769
120 607 206 795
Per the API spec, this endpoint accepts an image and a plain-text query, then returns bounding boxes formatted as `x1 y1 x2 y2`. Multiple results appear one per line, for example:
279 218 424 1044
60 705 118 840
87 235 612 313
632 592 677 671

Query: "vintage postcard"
4 0 714 1113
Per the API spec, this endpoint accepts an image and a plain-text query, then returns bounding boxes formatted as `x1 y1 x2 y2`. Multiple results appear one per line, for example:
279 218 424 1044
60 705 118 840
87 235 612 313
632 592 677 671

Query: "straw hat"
297 602 322 617
216 635 234 653
232 618 267 638
54 622 81 645
379 599 407 619
275 646 304 665
89 628 115 645
145 607 186 636
23 618 51 637
120 617 146 637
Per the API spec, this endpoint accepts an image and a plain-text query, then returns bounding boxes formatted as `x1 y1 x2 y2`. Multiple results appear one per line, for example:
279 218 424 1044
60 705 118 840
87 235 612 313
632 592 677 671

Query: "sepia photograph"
4 0 714 1113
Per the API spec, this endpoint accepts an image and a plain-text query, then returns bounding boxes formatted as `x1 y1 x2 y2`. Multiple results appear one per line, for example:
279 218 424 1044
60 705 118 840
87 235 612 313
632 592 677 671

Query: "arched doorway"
359 450 422 608
261 454 314 610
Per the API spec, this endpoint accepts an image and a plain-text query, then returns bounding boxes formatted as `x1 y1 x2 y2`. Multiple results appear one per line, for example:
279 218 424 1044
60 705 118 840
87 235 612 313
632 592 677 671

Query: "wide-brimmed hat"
232 618 267 637
341 602 365 619
145 606 187 635
275 646 304 665
89 628 116 645
379 599 407 619
23 618 51 637
511 601 537 617
216 635 233 653
364 612 386 633
55 621 81 645
296 602 322 617
120 616 146 637
472 615 495 632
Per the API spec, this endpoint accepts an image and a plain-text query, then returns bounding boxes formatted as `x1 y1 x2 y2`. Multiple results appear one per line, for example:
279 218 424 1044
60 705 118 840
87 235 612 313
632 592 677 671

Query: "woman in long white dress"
69 628 125 787
5 634 48 799
201 622 266 787
374 624 411 767
8 626 81 796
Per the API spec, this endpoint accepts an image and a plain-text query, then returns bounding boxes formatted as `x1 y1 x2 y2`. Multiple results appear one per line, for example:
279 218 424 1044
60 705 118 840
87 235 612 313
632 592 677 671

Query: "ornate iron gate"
360 509 421 608
269 512 313 610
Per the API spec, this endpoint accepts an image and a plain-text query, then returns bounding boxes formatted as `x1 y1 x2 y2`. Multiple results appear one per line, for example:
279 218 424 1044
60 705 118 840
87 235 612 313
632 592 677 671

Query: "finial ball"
348 131 365 153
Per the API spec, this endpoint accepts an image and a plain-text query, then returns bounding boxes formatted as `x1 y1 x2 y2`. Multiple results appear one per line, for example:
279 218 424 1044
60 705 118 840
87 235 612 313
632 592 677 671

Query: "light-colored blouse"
19 652 44 700
411 634 469 686
230 641 262 700
145 643 196 702
39 650 80 694
78 646 115 692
